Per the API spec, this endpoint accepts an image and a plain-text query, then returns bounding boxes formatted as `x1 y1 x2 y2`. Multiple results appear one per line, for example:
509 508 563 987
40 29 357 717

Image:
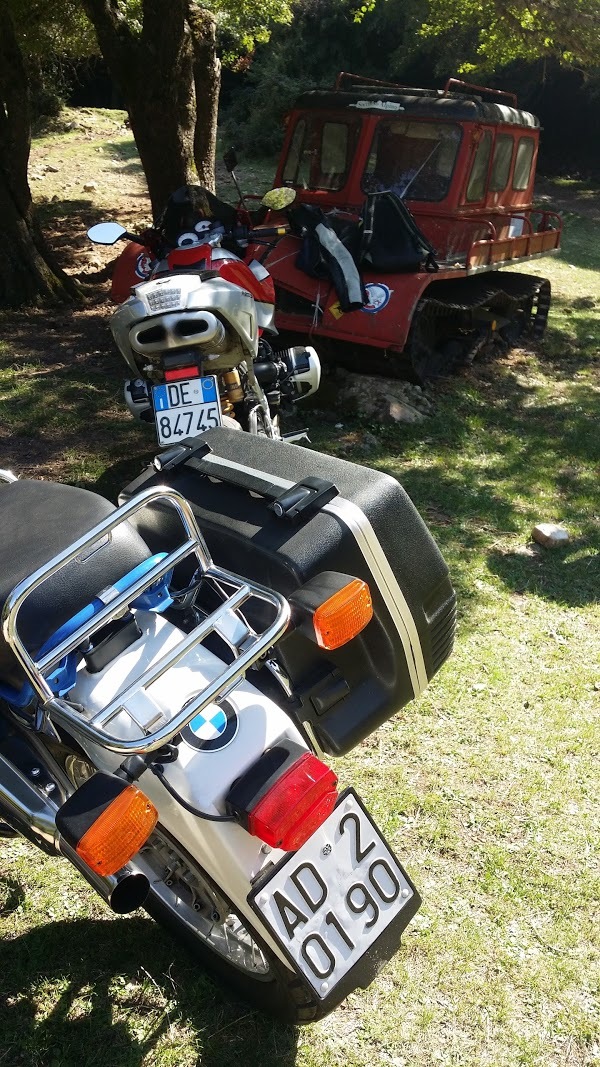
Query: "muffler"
60 840 150 915
130 310 228 355
0 751 149 914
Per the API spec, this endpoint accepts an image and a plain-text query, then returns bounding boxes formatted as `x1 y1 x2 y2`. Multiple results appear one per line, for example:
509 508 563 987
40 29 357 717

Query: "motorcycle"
0 428 456 1022
87 186 321 447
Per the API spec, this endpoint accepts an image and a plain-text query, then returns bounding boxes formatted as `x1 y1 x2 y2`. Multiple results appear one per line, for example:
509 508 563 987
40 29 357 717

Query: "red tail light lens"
164 365 199 382
247 753 338 852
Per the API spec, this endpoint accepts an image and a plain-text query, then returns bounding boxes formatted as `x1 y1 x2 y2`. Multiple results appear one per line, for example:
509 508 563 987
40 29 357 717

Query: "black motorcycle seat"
0 480 150 693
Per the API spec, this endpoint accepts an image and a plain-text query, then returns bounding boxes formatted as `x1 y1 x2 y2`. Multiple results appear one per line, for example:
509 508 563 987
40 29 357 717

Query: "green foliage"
419 0 600 69
213 0 293 63
7 0 97 58
220 0 432 156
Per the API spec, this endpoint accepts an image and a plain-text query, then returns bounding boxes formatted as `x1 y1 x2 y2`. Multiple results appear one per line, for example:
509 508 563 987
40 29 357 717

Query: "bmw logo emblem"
181 699 239 752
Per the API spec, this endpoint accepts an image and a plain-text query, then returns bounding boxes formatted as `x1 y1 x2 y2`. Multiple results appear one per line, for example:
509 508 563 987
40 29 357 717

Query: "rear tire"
138 828 333 1024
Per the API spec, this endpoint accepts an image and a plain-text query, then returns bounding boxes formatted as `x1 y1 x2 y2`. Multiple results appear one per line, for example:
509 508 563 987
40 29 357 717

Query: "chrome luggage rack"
2 486 290 754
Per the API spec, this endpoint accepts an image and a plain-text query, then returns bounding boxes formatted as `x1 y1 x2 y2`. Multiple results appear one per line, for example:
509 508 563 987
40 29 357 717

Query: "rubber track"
407 272 551 377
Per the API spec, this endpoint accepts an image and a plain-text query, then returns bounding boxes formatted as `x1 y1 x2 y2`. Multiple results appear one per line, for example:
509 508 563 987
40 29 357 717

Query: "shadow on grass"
541 297 599 374
0 308 155 493
0 908 299 1067
87 453 155 502
103 140 142 162
35 198 104 229
487 543 599 606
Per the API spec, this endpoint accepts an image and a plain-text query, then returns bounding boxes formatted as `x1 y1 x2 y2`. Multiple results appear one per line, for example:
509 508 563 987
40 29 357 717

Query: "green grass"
0 147 599 1066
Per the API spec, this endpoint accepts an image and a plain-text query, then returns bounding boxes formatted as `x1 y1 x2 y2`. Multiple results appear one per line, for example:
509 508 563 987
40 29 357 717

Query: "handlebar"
118 221 289 257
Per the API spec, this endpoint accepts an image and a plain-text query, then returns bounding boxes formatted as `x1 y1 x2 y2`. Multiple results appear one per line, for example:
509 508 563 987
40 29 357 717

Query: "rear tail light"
56 773 158 877
226 741 338 852
164 365 199 382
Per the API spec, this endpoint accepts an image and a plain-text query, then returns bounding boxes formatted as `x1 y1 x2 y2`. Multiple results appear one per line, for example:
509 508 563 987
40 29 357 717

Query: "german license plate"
152 375 222 446
249 790 418 999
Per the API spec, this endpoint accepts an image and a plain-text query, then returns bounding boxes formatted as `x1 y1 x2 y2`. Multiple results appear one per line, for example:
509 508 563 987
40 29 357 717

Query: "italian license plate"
152 375 222 446
249 790 418 999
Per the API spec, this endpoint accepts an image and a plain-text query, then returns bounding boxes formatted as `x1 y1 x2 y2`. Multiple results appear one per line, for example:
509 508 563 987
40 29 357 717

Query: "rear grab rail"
2 486 290 755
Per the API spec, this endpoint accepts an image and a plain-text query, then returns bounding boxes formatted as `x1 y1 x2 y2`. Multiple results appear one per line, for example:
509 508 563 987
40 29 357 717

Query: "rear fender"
69 627 311 967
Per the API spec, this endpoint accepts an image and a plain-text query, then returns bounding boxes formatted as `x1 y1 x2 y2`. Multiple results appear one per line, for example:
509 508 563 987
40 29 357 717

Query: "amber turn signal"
76 784 158 877
313 578 373 650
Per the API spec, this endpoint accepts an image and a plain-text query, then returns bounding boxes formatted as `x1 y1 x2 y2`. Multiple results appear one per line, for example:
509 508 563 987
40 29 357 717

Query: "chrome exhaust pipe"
0 751 149 914
0 751 58 851
60 840 150 914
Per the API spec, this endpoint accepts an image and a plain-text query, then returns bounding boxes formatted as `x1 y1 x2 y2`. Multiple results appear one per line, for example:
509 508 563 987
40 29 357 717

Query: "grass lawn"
0 119 599 1067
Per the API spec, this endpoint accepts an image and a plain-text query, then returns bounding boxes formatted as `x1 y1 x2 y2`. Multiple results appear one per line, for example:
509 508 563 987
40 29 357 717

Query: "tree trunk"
187 5 221 194
126 71 196 216
81 0 197 217
0 2 78 307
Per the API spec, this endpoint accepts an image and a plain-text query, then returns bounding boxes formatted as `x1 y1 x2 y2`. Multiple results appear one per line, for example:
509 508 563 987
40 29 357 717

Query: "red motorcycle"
88 186 321 445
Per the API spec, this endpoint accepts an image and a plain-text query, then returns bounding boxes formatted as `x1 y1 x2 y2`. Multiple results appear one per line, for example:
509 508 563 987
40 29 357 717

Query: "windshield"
362 121 462 202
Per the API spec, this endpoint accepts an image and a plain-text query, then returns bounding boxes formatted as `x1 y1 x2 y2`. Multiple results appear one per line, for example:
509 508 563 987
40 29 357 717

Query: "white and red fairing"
111 240 277 332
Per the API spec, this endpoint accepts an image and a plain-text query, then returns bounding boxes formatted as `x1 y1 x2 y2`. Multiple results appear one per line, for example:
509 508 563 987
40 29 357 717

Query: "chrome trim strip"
323 498 428 696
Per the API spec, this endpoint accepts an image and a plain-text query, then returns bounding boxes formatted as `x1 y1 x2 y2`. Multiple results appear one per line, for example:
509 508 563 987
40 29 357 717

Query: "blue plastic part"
1 553 173 708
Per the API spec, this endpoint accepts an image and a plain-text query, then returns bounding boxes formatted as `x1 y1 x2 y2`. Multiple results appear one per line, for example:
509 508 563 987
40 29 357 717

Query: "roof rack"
442 78 517 107
334 71 518 108
334 71 440 99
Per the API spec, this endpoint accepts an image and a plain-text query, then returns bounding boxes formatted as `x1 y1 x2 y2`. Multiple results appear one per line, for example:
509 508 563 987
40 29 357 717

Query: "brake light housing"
56 772 158 876
226 741 338 852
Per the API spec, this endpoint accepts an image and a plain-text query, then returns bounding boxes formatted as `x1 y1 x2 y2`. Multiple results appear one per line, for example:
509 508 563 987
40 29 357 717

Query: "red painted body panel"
218 258 275 305
111 242 154 303
262 232 457 352
109 242 276 309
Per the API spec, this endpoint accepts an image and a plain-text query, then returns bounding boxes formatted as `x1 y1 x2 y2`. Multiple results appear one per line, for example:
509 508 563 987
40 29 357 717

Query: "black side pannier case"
121 428 456 756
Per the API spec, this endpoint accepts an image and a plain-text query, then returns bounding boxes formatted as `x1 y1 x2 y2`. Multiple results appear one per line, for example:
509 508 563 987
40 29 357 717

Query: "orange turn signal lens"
313 578 373 650
76 785 158 877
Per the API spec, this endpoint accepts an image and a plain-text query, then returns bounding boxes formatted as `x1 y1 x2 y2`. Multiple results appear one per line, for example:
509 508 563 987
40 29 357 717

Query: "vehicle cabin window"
490 134 514 192
466 130 493 202
362 121 461 201
319 123 349 189
281 117 357 191
513 137 536 191
282 119 306 186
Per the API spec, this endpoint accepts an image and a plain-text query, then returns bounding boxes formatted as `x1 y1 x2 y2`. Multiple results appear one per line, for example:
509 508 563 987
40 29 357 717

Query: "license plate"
152 375 222 446
249 790 418 999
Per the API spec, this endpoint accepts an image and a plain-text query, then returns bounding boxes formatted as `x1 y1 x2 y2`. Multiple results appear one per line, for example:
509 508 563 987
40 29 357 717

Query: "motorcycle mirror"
87 222 128 245
261 188 297 211
223 147 238 173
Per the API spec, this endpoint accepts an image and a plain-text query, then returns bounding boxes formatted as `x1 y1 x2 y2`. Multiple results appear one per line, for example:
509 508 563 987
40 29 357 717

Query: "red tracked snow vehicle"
251 72 562 379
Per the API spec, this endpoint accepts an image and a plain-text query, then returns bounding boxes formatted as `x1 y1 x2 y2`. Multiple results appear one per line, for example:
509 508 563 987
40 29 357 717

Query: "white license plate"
153 375 222 446
250 790 417 999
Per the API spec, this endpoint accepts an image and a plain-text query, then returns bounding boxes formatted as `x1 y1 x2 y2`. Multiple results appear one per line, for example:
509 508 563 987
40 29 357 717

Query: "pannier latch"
271 477 338 522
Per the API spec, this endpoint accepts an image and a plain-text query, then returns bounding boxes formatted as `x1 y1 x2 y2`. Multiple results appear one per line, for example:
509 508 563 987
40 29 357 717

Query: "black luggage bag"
121 428 456 756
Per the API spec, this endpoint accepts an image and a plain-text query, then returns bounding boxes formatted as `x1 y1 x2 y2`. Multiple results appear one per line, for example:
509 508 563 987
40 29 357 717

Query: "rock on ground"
531 523 570 548
336 372 433 424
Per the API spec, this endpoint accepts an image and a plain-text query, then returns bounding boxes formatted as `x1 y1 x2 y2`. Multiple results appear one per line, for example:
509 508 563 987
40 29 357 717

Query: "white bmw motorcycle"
0 429 456 1022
